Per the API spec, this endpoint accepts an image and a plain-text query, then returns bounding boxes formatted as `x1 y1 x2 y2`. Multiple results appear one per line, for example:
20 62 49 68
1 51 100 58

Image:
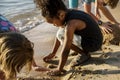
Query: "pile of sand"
102 24 120 46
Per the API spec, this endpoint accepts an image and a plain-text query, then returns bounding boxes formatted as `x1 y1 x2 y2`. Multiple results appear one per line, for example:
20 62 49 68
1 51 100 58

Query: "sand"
17 22 120 80
17 2 120 80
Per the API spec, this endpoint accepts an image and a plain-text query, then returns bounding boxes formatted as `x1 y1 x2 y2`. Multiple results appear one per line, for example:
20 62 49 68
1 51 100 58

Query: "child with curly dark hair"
34 0 103 76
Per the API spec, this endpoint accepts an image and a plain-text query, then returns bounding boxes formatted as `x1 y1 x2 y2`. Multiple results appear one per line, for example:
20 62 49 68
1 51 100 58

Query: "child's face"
45 10 66 27
45 17 64 27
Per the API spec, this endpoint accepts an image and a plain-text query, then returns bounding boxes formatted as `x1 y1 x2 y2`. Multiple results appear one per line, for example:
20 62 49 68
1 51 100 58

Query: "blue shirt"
0 14 17 33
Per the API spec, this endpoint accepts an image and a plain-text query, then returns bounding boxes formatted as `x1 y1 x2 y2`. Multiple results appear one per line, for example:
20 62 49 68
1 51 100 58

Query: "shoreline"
4 1 120 34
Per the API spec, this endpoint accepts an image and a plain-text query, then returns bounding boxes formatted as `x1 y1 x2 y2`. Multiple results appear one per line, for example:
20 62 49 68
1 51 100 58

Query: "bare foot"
43 53 55 62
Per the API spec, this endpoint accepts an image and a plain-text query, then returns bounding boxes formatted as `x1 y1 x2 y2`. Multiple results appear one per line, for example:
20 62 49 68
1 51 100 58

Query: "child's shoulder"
65 10 89 22
67 9 88 17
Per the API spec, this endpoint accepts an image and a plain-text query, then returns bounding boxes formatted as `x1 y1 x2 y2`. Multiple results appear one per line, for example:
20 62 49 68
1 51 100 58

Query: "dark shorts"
81 38 102 53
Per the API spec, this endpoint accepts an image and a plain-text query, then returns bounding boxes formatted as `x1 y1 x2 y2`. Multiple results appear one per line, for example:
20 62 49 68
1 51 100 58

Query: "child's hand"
43 53 55 62
100 22 113 34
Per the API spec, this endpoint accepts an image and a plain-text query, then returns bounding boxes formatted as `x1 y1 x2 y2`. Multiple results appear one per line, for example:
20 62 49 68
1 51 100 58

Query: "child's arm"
95 0 101 19
43 38 60 62
98 0 119 24
58 22 75 71
51 38 61 54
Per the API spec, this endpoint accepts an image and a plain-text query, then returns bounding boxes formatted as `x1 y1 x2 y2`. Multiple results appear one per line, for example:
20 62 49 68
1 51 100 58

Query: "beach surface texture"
18 2 120 80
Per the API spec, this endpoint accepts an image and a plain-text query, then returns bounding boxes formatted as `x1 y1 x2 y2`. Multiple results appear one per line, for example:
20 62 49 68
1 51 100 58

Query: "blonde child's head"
0 32 34 80
104 0 119 9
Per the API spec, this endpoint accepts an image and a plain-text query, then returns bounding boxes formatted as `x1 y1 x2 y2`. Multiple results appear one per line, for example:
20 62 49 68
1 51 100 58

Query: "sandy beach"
17 2 120 80
18 22 120 80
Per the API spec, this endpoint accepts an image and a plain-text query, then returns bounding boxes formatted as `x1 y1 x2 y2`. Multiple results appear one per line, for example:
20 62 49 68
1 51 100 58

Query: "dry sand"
17 2 120 80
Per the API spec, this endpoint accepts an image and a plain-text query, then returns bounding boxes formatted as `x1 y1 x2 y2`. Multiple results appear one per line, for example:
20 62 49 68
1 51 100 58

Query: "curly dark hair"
34 0 67 18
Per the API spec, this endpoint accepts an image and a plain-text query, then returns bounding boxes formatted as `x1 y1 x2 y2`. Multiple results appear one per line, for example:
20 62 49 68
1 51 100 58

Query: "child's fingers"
101 25 113 34
105 28 112 34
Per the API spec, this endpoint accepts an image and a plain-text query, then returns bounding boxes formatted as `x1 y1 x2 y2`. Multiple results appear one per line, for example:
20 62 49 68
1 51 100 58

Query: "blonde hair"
0 32 34 79
105 0 119 9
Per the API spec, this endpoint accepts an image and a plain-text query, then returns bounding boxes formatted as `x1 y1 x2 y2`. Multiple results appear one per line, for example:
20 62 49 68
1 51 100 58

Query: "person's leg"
70 43 91 67
69 0 79 9
70 35 92 67
83 1 99 22
71 44 83 54
70 33 102 67
70 35 82 55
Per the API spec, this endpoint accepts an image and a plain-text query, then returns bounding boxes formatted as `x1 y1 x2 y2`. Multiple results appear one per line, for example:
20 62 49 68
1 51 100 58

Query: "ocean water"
0 0 35 18
0 0 43 32
0 0 120 32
